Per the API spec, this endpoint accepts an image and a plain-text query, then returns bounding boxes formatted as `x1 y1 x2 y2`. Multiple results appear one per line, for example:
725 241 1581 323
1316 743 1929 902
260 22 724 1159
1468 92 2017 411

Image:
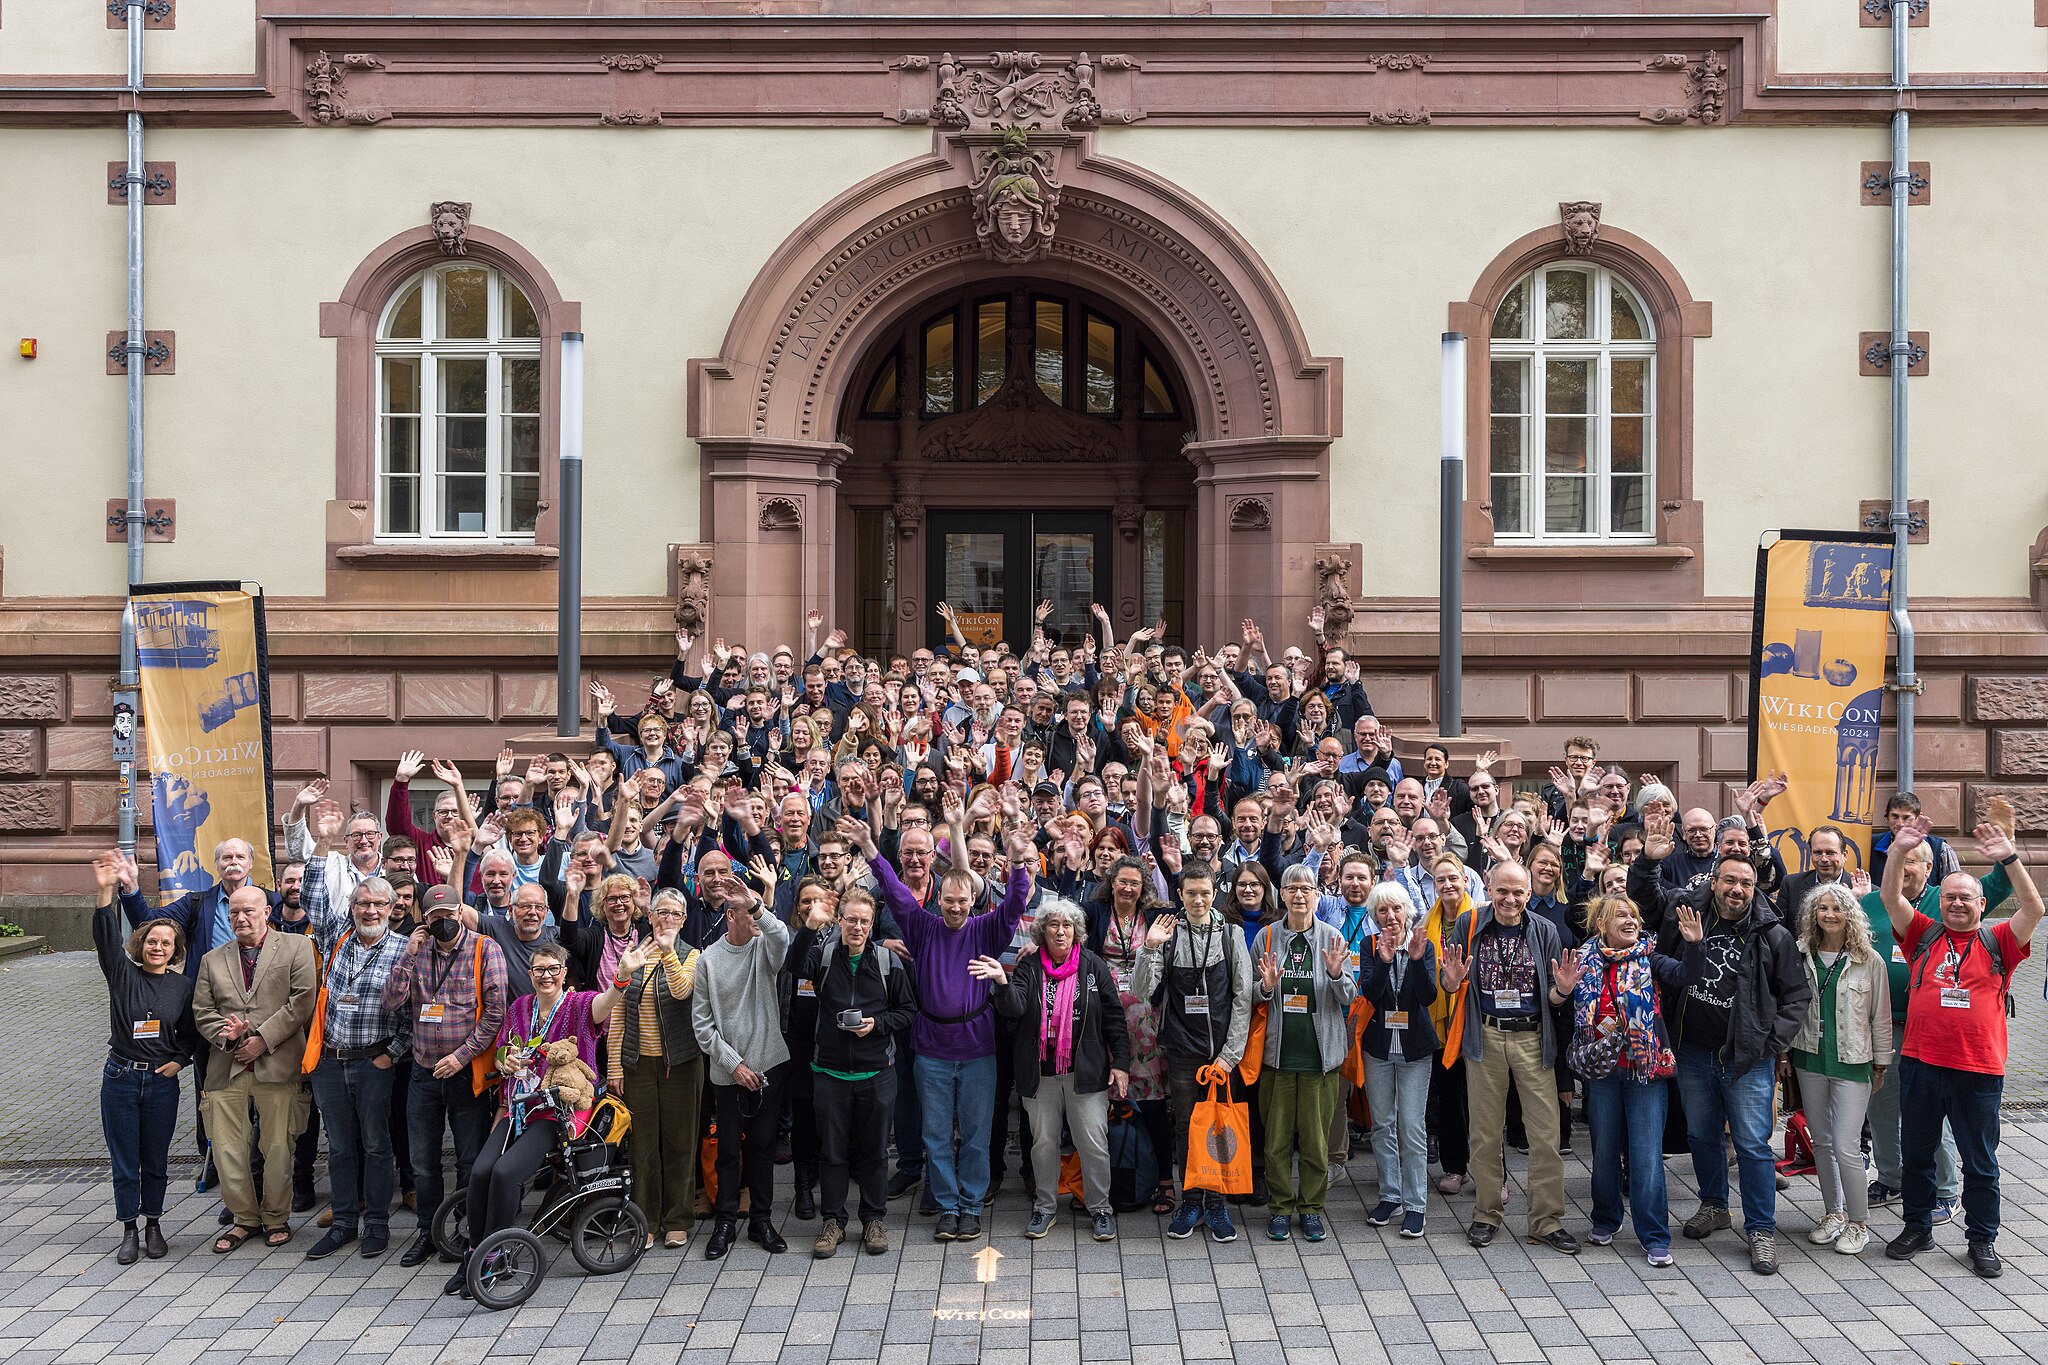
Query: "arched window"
1487 264 1655 542
375 263 541 541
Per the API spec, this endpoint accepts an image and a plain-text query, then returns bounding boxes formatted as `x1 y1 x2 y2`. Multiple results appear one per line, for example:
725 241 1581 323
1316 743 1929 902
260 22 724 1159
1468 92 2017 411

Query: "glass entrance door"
927 511 1110 651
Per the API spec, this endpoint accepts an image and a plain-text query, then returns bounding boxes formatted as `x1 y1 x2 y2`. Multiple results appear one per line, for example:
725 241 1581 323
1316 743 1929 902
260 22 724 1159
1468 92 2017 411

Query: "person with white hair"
1358 882 1438 1238
977 898 1132 1243
1787 882 1891 1256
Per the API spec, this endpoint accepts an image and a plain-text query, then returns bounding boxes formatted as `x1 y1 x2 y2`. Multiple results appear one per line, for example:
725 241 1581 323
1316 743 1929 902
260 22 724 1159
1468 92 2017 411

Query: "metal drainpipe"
1887 0 1918 793
114 1 148 863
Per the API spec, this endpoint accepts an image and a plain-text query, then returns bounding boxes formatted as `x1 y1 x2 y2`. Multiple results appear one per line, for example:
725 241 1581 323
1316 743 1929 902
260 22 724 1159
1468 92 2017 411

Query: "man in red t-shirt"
1879 815 2040 1279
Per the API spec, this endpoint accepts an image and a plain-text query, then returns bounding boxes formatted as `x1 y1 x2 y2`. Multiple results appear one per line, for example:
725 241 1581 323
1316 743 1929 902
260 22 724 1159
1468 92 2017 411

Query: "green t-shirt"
1792 951 1871 1082
1277 930 1321 1073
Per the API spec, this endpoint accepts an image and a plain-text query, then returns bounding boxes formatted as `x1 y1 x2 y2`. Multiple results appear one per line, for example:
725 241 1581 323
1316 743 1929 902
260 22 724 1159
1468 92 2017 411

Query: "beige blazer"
193 931 319 1089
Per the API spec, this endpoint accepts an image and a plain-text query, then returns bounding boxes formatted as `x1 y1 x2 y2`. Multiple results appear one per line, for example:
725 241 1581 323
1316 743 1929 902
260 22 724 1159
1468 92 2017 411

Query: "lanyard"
1110 909 1142 964
336 933 392 996
1815 952 1850 999
425 941 463 1001
527 993 567 1046
1942 931 1976 981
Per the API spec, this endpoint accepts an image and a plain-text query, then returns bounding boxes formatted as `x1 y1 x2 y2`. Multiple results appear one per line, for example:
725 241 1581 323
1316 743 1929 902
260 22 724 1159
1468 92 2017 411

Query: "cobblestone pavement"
4 950 2047 1365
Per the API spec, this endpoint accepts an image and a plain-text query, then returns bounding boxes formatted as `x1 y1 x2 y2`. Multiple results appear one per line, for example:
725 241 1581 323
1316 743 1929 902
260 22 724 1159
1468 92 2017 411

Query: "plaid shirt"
381 927 509 1069
303 851 377 952
318 932 412 1059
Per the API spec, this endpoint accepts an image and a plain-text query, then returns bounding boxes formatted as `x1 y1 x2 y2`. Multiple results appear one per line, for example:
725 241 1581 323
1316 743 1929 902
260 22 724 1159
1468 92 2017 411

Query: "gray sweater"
691 910 792 1085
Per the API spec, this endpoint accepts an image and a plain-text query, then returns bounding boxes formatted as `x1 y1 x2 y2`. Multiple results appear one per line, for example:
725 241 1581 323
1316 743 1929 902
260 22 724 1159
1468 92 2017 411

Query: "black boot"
704 1216 737 1260
792 1174 817 1221
143 1220 167 1260
442 1248 471 1296
117 1223 140 1265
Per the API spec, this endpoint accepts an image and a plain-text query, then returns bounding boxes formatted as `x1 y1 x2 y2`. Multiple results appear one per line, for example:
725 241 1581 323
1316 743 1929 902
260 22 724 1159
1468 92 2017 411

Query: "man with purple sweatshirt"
846 815 1036 1243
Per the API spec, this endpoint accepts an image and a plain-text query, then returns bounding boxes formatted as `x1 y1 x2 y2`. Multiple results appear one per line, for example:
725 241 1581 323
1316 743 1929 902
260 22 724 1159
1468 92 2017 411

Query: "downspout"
114 1 148 863
1887 0 1918 792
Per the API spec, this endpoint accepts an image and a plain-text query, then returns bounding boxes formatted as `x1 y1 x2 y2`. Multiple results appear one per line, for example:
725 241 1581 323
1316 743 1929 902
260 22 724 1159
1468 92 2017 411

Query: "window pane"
1492 276 1529 340
1035 299 1065 402
443 417 486 474
441 267 489 340
502 280 539 339
1546 359 1590 414
383 355 420 414
385 281 422 340
503 474 540 534
1544 418 1589 474
1611 359 1648 415
1034 532 1098 646
1610 475 1648 534
1489 417 1524 474
942 532 1007 615
1611 416 1645 473
1544 268 1590 340
1085 314 1116 415
1544 477 1590 534
923 316 955 416
441 357 486 414
504 415 539 474
503 357 540 415
383 415 420 474
1141 510 1185 642
1490 475 1526 535
1611 282 1646 342
863 357 899 416
439 475 487 534
1141 355 1177 415
1490 359 1526 414
975 300 1006 405
381 475 419 535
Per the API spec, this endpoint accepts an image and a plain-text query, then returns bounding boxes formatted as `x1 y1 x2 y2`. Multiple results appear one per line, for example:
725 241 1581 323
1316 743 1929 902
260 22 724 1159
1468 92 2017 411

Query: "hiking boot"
1682 1205 1730 1241
863 1221 889 1255
812 1221 844 1258
1748 1231 1779 1276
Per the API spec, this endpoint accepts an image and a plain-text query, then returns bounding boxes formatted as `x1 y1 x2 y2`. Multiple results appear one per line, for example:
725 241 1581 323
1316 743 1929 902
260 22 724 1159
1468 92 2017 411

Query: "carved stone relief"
899 51 1143 130
1228 497 1272 532
1559 201 1602 256
1314 552 1357 640
918 320 1119 463
675 551 714 635
305 51 387 126
970 128 1062 264
429 201 472 257
1686 53 1729 124
599 54 662 71
758 496 803 531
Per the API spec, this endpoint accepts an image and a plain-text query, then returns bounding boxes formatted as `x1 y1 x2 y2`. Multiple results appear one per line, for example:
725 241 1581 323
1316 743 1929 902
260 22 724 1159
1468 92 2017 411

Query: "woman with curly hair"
1788 882 1891 1255
1088 855 1172 1212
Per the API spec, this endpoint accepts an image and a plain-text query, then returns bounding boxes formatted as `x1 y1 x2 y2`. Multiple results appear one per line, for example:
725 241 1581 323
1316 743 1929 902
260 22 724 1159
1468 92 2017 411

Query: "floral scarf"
1570 937 1674 1083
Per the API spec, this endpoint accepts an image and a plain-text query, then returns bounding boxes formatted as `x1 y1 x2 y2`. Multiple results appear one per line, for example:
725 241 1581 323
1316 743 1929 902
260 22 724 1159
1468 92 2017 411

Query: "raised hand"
427 845 454 880
1322 938 1349 979
430 758 465 789
524 755 547 786
1642 812 1675 862
493 746 516 779
674 628 694 658
1756 770 1790 809
1547 765 1571 792
1676 904 1706 943
806 607 824 632
1158 838 1183 875
589 681 615 716
1583 841 1609 878
293 777 329 808
1376 925 1398 962
967 955 1009 984
92 850 122 894
1427 787 1453 825
312 799 346 841
1986 794 2018 838
1974 820 2018 866
1438 943 1469 991
1551 952 1585 995
1144 914 1177 950
1382 827 1412 868
395 749 427 782
1258 945 1282 993
1890 813 1931 854
618 944 650 978
1307 604 1326 635
1473 749 1499 775
1408 923 1430 960
1849 868 1872 895
1539 811 1566 847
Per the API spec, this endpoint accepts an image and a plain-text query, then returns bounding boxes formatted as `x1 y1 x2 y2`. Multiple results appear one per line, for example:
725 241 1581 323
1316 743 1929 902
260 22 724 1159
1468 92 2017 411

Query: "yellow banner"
135 585 275 900
955 610 1005 649
1748 534 1893 876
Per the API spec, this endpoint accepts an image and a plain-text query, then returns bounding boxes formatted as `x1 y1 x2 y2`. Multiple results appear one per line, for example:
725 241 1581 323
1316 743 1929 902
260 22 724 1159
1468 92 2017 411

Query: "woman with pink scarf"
977 898 1132 1244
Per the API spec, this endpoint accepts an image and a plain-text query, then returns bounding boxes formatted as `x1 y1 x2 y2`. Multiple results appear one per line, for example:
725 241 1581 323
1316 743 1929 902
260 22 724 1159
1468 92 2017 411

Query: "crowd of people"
93 603 2039 1289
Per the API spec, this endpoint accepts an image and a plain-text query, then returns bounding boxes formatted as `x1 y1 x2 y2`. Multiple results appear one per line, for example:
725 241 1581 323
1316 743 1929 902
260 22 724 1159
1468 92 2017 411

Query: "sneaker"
1682 1205 1730 1241
1399 1211 1426 1239
1585 1228 1615 1247
1885 1226 1934 1261
1365 1200 1399 1227
1774 1172 1790 1192
918 1187 942 1217
1166 1201 1203 1239
1024 1211 1055 1239
304 1227 356 1260
954 1214 982 1242
1436 1172 1467 1196
934 1213 958 1242
862 1221 889 1255
812 1221 844 1258
1267 1215 1291 1241
1931 1197 1959 1226
1748 1231 1779 1276
1300 1213 1327 1243
1835 1222 1870 1255
886 1169 920 1200
1867 1180 1900 1207
1533 1229 1580 1256
1808 1212 1847 1246
1204 1204 1238 1244
1968 1240 2003 1279
1646 1248 1674 1268
1091 1212 1117 1243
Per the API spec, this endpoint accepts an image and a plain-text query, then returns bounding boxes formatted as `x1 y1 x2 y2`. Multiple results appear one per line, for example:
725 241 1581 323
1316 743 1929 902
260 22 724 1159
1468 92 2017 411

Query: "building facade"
2 2 2046 898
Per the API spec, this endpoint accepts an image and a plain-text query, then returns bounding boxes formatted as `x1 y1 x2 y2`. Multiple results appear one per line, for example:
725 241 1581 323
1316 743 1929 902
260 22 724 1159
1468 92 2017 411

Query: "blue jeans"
1898 1057 2003 1243
1363 1053 1432 1214
310 1054 398 1235
1674 1044 1777 1235
1586 1070 1671 1253
102 1059 180 1222
893 1041 924 1175
406 1067 494 1229
915 1054 996 1215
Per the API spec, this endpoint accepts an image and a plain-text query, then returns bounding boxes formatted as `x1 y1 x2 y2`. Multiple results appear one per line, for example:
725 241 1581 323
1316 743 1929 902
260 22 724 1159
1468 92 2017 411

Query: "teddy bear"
539 1037 597 1112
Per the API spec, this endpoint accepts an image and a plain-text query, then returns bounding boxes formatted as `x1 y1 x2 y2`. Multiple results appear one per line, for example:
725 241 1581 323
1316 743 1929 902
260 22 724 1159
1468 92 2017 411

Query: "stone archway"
688 116 1339 648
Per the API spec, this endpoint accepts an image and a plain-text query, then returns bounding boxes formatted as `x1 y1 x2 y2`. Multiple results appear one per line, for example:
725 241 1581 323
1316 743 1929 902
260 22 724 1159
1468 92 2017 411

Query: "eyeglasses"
530 966 565 977
602 894 634 906
354 897 392 908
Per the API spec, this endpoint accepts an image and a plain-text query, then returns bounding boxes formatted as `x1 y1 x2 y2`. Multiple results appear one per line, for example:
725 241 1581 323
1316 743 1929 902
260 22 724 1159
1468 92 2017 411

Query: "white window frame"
374 264 541 543
1488 264 1657 544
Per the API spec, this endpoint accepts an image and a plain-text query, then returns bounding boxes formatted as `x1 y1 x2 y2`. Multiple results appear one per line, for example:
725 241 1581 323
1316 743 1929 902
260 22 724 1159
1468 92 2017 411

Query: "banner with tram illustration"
1746 532 1894 876
133 582 277 901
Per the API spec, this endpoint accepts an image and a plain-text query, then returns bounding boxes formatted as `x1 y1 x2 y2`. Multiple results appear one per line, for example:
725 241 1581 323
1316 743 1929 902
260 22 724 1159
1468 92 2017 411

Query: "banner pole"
556 331 585 740
1439 332 1466 738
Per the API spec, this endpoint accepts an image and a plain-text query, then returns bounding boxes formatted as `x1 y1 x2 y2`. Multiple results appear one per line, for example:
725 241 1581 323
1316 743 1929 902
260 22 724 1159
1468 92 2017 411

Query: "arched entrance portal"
839 281 1196 656
688 119 1339 652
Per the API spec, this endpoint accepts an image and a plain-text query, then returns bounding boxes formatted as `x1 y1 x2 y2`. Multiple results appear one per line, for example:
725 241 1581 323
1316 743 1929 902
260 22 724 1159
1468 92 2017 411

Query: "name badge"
1891 944 1908 965
419 1003 447 1023
1384 1010 1409 1031
1347 952 1361 975
1282 992 1310 1015
337 993 360 1007
795 979 816 999
1184 995 1211 1016
132 1019 161 1040
1939 987 1971 1010
1491 989 1524 1011
1114 968 1133 994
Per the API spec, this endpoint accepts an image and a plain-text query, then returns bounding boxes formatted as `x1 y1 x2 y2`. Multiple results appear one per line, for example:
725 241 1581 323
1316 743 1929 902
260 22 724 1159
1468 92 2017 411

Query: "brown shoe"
402 1191 418 1212
812 1221 844 1259
862 1221 889 1255
317 1207 334 1229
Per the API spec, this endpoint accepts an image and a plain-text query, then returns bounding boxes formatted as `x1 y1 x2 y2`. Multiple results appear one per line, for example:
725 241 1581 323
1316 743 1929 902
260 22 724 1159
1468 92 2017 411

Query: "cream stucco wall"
1776 0 2048 76
0 124 928 599
1112 123 2046 602
0 0 256 76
